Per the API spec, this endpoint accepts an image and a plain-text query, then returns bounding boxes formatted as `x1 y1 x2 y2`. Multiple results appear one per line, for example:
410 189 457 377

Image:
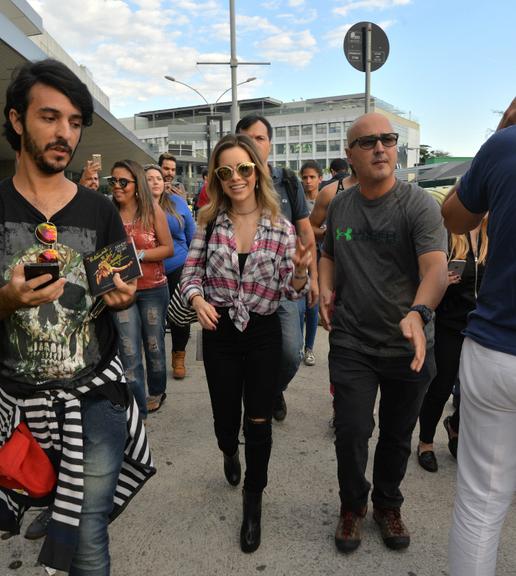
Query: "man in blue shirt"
443 98 516 576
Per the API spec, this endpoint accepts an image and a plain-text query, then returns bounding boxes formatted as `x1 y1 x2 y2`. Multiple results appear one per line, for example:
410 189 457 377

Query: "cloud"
258 30 318 67
208 10 318 68
169 0 219 12
288 0 306 6
210 13 283 42
324 24 354 48
25 0 259 113
277 8 318 24
324 19 395 47
333 0 411 16
261 0 282 8
24 0 319 115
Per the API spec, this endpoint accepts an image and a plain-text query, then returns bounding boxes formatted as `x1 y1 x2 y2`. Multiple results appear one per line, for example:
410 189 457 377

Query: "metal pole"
229 0 238 131
206 116 211 160
365 23 371 113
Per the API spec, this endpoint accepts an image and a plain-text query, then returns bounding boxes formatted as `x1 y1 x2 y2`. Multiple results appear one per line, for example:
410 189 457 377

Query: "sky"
27 0 516 157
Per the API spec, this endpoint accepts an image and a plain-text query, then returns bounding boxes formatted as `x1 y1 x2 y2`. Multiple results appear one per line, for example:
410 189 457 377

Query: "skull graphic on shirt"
5 243 94 381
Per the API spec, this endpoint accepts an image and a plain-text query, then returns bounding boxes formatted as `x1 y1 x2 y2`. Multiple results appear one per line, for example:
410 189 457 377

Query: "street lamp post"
197 0 270 131
214 77 256 110
164 76 256 158
164 75 213 114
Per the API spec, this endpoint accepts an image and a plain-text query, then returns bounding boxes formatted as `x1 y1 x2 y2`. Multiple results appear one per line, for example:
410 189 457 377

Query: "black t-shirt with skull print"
0 178 126 392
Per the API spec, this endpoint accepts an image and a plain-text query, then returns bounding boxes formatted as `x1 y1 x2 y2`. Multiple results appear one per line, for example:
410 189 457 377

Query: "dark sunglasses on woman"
107 177 136 189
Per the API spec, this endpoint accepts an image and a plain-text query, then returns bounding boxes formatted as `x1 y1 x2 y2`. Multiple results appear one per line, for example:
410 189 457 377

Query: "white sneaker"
304 348 315 366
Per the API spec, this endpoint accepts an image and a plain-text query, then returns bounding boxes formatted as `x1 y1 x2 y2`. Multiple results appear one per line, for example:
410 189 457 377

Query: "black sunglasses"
107 176 136 189
215 162 256 182
349 132 399 150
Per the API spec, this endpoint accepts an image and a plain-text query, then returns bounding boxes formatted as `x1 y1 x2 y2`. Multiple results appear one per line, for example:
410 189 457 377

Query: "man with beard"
158 152 186 197
79 158 101 191
0 59 154 575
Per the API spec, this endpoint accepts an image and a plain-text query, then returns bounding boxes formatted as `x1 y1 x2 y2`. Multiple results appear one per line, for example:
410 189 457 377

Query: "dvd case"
83 237 142 297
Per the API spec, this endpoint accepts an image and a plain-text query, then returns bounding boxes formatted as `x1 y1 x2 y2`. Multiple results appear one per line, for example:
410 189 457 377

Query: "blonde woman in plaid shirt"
180 134 311 554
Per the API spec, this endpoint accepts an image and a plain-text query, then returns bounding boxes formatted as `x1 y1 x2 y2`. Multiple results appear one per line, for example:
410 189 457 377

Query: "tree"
419 145 450 165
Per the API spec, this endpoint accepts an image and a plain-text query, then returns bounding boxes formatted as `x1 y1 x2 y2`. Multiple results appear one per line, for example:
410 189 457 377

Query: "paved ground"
3 326 516 575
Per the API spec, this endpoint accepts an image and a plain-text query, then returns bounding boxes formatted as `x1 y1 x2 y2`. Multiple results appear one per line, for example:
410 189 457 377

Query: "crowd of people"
0 57 514 576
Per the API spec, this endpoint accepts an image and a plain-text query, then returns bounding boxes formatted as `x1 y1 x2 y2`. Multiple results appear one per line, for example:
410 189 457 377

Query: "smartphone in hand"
24 262 60 290
448 259 466 277
91 153 102 170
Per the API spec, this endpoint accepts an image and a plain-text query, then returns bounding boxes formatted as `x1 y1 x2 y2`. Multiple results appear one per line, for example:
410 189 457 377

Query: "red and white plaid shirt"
180 209 308 331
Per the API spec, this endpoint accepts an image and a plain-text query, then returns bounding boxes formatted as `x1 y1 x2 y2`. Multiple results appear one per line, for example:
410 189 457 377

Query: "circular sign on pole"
343 22 389 72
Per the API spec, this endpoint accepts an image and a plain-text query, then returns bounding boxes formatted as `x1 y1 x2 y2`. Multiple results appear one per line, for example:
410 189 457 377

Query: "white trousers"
449 338 516 576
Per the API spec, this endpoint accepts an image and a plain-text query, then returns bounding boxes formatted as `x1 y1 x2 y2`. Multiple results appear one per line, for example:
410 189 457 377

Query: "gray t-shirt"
323 179 447 357
271 166 309 223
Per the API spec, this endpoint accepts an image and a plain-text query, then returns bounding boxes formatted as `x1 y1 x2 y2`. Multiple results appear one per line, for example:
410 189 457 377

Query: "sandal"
147 393 167 413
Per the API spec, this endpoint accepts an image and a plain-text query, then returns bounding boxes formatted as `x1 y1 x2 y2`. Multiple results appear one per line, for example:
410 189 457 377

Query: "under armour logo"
336 227 353 241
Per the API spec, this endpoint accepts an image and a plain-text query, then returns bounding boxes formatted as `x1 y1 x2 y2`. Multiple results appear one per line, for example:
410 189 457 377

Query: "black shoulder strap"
336 176 345 194
202 220 215 274
205 219 215 244
282 168 298 210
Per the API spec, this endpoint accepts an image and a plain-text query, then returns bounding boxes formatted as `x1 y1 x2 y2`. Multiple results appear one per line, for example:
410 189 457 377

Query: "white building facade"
120 94 420 190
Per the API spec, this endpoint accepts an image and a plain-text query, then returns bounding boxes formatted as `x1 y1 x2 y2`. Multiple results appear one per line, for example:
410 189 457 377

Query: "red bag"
0 422 57 498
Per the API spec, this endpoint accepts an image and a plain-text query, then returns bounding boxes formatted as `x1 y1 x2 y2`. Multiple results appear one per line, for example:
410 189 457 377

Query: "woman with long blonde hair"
110 159 173 418
180 134 311 554
417 217 488 472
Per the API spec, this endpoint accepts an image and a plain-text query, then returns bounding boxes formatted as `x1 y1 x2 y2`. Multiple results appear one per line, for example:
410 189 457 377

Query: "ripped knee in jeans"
244 415 271 446
146 307 160 325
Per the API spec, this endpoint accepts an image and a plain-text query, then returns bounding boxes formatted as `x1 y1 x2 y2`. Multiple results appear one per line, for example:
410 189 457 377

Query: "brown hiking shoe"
334 507 367 553
373 507 410 550
172 351 186 379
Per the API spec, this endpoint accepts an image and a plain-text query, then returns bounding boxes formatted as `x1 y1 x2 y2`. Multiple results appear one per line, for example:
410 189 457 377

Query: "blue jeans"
113 284 169 417
276 298 303 394
69 396 127 576
297 295 319 351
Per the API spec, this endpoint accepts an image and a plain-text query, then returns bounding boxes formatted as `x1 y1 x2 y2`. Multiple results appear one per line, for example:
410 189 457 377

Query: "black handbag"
167 221 214 327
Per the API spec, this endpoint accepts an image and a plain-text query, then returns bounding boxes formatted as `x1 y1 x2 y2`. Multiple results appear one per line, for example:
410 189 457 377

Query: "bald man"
319 113 448 554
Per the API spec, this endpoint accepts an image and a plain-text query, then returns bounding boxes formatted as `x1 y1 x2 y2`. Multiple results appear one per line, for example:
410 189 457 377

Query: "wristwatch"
409 304 433 325
137 250 145 262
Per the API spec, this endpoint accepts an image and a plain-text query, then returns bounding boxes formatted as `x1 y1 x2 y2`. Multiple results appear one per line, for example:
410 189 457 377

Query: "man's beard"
23 127 76 175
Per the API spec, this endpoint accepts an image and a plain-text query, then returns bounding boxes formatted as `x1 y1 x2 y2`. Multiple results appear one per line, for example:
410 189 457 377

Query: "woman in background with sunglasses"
144 164 196 379
109 160 173 418
180 134 311 553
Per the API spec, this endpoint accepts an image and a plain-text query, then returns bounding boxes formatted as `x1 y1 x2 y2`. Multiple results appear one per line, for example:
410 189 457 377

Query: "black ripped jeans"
203 308 281 493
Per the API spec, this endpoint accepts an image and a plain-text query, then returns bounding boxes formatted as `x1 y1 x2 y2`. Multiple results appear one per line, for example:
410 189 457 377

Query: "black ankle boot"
223 449 241 486
240 490 262 553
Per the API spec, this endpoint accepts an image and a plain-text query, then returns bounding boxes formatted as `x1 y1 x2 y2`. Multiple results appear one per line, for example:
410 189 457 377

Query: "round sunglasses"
107 176 136 189
35 221 58 263
214 162 256 182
